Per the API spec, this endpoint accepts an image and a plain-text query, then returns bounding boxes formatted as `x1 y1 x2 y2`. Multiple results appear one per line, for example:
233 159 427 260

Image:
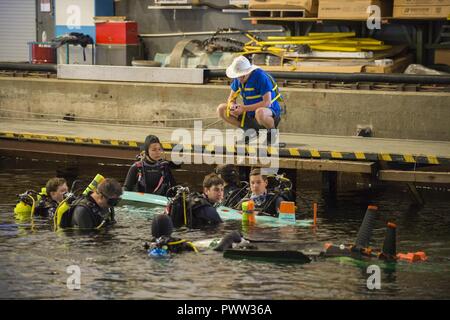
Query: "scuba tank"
54 192 77 229
54 174 104 230
166 186 214 229
82 174 104 196
267 174 295 202
166 186 190 228
14 190 38 221
14 186 48 219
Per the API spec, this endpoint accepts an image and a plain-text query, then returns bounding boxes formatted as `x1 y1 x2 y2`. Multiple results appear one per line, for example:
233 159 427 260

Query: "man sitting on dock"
217 56 283 145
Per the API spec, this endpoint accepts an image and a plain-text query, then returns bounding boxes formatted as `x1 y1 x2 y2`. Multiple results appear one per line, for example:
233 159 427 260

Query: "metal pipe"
206 69 450 85
139 29 284 38
0 62 57 72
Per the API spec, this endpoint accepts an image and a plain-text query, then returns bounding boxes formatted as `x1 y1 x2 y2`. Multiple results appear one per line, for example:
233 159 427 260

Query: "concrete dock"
1 77 450 141
1 119 450 184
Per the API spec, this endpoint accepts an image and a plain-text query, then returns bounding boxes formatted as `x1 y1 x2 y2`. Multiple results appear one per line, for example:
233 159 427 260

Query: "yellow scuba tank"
54 198 72 229
36 187 47 203
54 174 104 230
14 187 47 218
14 201 32 219
14 191 37 221
82 174 105 196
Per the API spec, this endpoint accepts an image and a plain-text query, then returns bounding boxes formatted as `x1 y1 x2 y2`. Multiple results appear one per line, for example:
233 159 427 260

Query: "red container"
30 42 56 64
96 21 139 45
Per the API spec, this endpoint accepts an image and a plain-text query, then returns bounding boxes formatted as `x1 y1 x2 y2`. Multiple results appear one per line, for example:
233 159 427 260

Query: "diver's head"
45 177 68 203
94 178 123 209
152 214 174 238
203 173 224 204
249 168 268 196
215 164 239 187
143 135 163 161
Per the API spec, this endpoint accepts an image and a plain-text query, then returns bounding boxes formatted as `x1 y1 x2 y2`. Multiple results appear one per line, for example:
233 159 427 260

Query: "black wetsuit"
236 192 285 217
70 194 115 229
124 158 176 196
34 196 58 218
189 194 223 228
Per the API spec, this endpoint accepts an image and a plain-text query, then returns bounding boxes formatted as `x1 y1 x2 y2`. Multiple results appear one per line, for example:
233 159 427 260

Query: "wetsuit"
124 158 176 196
189 194 223 228
70 193 115 229
236 192 285 217
34 196 58 219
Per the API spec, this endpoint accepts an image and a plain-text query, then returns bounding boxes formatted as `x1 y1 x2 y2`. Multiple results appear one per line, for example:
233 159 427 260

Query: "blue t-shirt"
231 68 281 118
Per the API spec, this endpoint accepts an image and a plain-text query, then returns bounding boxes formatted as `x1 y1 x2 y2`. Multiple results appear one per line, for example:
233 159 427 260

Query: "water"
0 157 449 299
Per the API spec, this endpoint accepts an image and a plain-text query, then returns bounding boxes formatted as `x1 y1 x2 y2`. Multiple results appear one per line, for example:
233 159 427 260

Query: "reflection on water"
0 157 449 299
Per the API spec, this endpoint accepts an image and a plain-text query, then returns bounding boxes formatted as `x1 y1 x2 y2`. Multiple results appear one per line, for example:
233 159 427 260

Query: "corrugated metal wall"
0 0 36 62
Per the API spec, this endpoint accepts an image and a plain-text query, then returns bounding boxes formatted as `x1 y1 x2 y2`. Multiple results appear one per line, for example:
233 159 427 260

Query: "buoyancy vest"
235 192 281 217
134 159 172 196
34 194 58 218
58 193 114 229
145 236 198 254
167 192 215 228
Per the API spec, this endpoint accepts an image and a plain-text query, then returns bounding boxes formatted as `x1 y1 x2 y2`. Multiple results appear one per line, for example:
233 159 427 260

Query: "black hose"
206 69 450 85
198 1 237 10
0 62 57 72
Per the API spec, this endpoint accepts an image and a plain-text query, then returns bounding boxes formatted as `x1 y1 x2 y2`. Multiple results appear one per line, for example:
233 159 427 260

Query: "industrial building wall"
114 0 280 60
115 1 421 62
0 0 36 62
31 0 431 64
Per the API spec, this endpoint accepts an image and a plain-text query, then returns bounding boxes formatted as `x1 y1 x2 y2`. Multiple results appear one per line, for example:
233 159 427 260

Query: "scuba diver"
145 214 246 256
215 164 247 208
14 177 69 221
124 134 176 196
34 177 69 218
149 206 427 265
167 173 224 229
61 178 123 229
145 214 198 256
234 168 293 217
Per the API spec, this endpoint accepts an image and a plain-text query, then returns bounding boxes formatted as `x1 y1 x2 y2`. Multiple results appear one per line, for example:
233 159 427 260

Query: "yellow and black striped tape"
0 131 448 166
0 132 139 148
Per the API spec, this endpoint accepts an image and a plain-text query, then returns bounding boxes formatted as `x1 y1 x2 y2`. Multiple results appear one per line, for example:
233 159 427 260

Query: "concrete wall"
115 0 281 60
1 77 449 141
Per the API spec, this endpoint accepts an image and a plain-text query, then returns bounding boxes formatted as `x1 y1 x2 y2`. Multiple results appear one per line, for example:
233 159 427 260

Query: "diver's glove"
213 231 244 252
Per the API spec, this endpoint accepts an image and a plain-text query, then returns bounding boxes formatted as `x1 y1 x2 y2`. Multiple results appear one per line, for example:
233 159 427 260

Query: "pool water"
1 157 449 299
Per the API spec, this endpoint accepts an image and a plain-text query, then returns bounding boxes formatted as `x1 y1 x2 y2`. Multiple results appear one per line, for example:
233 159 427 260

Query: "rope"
27 194 35 232
0 115 221 129
0 108 218 123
